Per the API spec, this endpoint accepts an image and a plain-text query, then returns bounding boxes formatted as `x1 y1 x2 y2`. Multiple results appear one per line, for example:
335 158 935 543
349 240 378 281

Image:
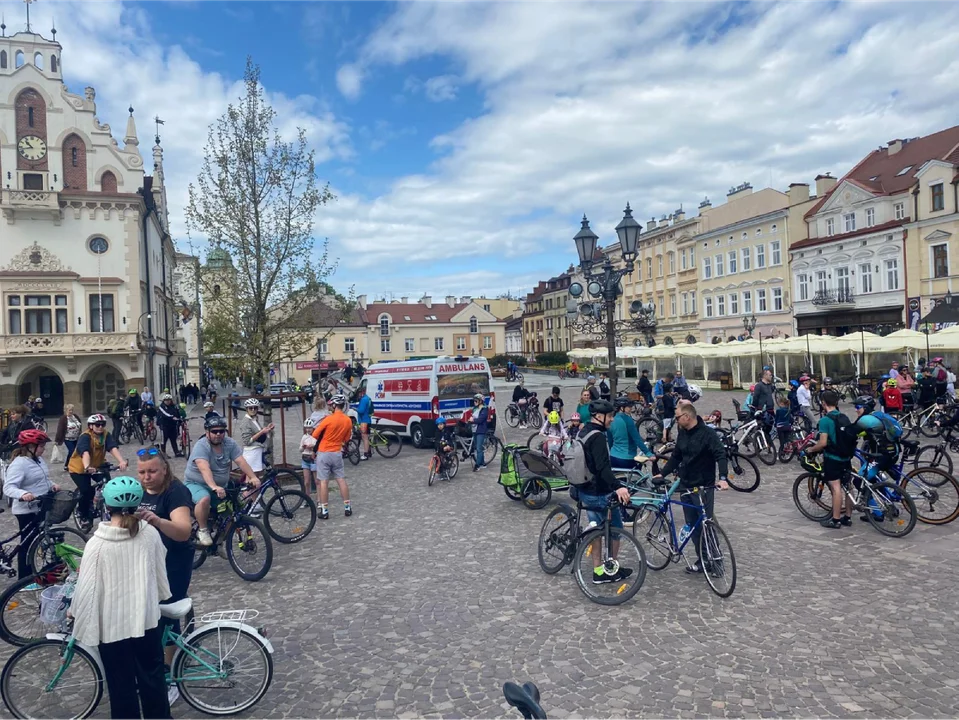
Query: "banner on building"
908 297 921 331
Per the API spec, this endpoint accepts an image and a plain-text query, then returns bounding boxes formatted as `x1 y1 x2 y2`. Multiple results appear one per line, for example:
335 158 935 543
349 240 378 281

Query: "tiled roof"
806 125 959 218
286 299 368 328
365 302 479 324
505 316 524 332
789 218 904 251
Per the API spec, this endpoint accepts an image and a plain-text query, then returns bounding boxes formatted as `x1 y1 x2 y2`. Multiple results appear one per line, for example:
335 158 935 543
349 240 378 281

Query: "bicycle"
776 426 816 464
427 448 460 486
142 411 158 443
117 411 144 446
504 681 547 719
724 411 776 466
536 493 647 605
236 467 317 544
179 418 193 456
0 596 274 719
72 463 118 535
452 425 502 468
193 483 273 582
897 400 950 440
363 418 401 458
912 424 959 475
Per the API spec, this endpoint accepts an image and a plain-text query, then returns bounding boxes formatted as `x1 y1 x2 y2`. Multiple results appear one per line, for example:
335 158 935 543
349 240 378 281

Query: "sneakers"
820 517 842 529
196 529 213 546
22 582 43 592
359 454 369 461
592 567 634 584
839 515 852 526
685 561 703 574
168 684 180 707
344 506 352 517
319 509 329 520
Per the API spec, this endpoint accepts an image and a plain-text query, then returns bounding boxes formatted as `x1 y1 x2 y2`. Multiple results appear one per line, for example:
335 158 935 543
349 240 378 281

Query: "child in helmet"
300 418 319 494
566 413 583 440
433 417 457 480
177 402 188 421
882 378 904 413
744 385 756 414
539 410 568 458
203 401 219 424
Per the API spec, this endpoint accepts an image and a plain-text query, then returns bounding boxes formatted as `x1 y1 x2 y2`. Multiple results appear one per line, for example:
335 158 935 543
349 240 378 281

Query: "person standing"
585 376 600 401
108 393 126 443
797 376 814 426
2 429 59 578
54 403 83 472
141 386 154 407
512 380 531 428
70 476 172 720
636 369 653 405
598 374 611 402
309 396 330 425
575 389 592 424
888 361 901 380
238 399 274 473
157 394 182 457
355 385 373 460
468 393 489 471
752 369 776 414
311 394 354 519
542 386 565 421
68 415 128 525
916 366 938 409
607 398 652 470
805 389 856 529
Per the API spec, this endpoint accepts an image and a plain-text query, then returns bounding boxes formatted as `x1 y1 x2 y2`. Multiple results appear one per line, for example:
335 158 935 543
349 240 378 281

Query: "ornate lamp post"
566 205 642 396
743 314 762 365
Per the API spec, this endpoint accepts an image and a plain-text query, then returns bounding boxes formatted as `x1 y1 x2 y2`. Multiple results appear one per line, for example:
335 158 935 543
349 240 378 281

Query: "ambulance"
356 355 494 449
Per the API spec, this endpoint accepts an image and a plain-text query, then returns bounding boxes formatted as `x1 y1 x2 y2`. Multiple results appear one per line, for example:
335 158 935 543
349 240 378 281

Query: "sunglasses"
136 447 161 458
92 423 106 428
208 429 226 435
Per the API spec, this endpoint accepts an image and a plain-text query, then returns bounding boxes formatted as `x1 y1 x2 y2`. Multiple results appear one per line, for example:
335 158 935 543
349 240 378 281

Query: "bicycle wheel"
918 414 943 438
792 472 832 521
913 444 954 476
538 504 576 574
428 456 439 486
756 437 777 466
146 423 158 442
572 526 647 605
738 434 758 458
174 625 274 716
181 428 192 455
118 423 131 444
630 503 672 570
446 453 460 479
0 565 68 646
522 477 552 510
637 418 663 446
270 468 305 490
263 490 316 543
777 439 796 464
373 429 402 458
897 467 959 525
700 520 736 598
726 453 760 493
344 438 361 466
525 431 543 451
72 502 93 535
193 545 208 571
865 480 917 538
27 526 88 575
226 516 273 581
483 435 502 465
503 484 523 501
505 407 520 428
1 638 103 719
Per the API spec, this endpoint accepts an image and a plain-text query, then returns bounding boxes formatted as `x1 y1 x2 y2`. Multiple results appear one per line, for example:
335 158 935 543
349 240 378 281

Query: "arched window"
28 107 34 127
50 55 58 72
0 51 7 69
61 134 88 190
100 171 118 193
379 315 390 336
686 335 696 344
71 148 78 167
33 52 43 70
469 316 478 333
212 284 221 298
15 51 24 68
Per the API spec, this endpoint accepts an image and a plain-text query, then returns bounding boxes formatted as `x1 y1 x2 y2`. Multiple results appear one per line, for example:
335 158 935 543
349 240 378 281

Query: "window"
756 228 762 236
894 202 905 220
469 316 478 333
483 336 492 350
658 256 663 277
483 304 491 312
689 247 695 267
6 294 68 335
89 294 115 332
71 147 78 167
741 247 751 271
0 51 6 69
50 55 58 72
34 52 43 70
646 257 652 278
15 50 24 69
656 296 663 319
742 290 752 314
756 244 766 269
379 315 390 336
757 288 767 312
690 291 696 313
772 288 783 311
27 107 34 127
865 208 875 227
405 338 415 352
885 259 900 290
771 224 778 233
896 165 913 176
717 295 726 316
798 274 809 301
932 183 945 212
816 271 828 293
670 294 676 316
88 237 108 254
741 232 748 240
668 252 675 274
434 337 444 351
843 213 856 232
344 337 355 353
771 240 781 266
933 244 949 279
858 264 872 293
682 293 689 315
704 296 713 318
703 257 712 280
730 293 739 315
825 218 835 236
381 338 391 353
728 250 737 275
456 336 467 351
319 338 329 355
681 249 687 270
715 254 724 277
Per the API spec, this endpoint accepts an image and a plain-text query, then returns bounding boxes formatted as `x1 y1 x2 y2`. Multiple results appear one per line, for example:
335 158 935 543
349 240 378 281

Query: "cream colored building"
466 295 522 321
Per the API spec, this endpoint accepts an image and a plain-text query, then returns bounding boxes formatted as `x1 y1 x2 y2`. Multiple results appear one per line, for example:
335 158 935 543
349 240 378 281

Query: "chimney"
648 217 657 230
446 295 456 307
357 295 367 310
673 207 685 222
400 296 408 304
727 182 753 198
887 139 903 155
422 295 432 308
815 173 837 198
698 196 711 213
786 183 810 204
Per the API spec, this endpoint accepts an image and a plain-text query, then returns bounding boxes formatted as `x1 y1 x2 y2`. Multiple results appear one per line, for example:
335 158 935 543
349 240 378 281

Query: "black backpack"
825 412 858 460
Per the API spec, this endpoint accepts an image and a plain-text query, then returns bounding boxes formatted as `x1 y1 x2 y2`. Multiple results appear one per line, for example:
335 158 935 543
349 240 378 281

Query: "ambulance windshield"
437 372 490 400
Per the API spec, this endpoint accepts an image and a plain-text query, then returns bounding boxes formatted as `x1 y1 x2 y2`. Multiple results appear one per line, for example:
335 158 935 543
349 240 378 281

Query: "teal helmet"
103 476 143 509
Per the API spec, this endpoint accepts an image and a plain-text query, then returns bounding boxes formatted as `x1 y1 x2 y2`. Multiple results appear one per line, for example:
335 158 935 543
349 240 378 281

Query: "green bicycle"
0 597 274 718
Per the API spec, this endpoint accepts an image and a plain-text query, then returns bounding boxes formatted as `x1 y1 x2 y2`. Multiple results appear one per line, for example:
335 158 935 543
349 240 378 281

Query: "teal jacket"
606 413 651 460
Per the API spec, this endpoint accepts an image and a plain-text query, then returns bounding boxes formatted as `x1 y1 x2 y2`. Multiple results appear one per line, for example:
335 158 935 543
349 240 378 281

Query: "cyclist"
673 370 690 400
311 394 353 519
653 402 729 573
577 399 633 584
787 379 800 413
567 413 583 440
538 410 568 458
468 393 490 471
636 369 653 405
67 414 128 525
512 380 531 428
851 395 902 469
608 397 651 470
797 375 814 425
355 384 373 460
184 416 261 546
108 393 126 442
752 369 776 414
743 384 756 414
70 476 172 720
542 386 564 421
202 401 219 424
157 393 182 457
2 429 60 578
806 389 856 529
433 417 457 480
916 365 938 409
0 405 35 450
125 386 144 435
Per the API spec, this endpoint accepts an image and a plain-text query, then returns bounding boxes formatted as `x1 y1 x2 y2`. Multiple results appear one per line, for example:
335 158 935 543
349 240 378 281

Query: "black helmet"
853 396 876 413
823 376 833 384
204 415 229 431
588 399 615 417
614 397 632 409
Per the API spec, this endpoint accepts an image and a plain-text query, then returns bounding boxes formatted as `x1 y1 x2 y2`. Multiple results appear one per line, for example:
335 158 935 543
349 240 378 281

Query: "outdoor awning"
920 296 959 325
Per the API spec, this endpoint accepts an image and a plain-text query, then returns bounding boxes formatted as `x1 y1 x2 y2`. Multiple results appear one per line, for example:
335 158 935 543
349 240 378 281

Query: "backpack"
825 411 858 460
872 411 903 442
599 380 610 395
563 427 601 486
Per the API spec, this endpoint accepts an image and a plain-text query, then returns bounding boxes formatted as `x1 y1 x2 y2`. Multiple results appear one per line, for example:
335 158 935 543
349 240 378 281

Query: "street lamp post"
743 314 761 365
567 205 642 396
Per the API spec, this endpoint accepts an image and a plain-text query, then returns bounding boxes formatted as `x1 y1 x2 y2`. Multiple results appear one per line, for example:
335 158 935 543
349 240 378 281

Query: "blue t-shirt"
356 395 372 424
183 436 242 487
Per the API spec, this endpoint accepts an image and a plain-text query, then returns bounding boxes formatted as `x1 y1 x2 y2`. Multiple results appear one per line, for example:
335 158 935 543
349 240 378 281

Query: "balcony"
1 189 62 225
0 332 139 356
811 288 854 306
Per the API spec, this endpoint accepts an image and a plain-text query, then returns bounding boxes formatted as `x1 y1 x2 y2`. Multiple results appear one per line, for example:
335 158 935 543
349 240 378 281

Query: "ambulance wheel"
410 423 426 449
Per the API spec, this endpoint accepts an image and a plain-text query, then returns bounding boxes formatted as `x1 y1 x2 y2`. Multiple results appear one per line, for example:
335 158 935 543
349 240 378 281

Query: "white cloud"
335 63 364 101
323 0 959 296
424 75 459 102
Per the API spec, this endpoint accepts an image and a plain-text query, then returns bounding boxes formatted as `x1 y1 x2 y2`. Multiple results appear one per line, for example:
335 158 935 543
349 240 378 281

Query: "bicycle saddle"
503 682 547 720
160 597 193 620
900 439 919 451
651 475 670 487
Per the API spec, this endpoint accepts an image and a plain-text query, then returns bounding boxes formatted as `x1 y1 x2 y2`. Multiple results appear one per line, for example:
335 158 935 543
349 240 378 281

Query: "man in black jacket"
578 399 633 585
654 402 729 573
752 369 776 414
636 369 653 405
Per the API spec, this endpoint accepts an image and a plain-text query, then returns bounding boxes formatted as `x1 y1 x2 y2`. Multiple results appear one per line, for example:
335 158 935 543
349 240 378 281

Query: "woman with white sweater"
70 476 172 720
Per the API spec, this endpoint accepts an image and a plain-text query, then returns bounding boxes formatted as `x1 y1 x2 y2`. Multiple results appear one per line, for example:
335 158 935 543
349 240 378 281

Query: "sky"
5 0 959 301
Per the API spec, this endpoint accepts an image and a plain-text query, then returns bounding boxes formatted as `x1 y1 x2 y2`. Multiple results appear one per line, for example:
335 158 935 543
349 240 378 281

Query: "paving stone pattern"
3 376 959 718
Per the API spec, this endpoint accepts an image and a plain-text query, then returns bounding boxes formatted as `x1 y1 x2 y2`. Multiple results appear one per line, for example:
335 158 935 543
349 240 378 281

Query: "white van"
355 355 494 449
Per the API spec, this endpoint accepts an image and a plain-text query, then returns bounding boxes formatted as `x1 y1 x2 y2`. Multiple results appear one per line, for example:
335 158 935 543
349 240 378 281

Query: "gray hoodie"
2 456 55 515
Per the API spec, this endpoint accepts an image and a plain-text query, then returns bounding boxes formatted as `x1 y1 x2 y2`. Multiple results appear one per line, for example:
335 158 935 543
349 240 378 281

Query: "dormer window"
895 166 913 177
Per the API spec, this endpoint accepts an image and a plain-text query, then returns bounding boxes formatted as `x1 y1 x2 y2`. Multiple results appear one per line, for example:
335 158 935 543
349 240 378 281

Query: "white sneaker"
196 529 213 546
167 685 180 707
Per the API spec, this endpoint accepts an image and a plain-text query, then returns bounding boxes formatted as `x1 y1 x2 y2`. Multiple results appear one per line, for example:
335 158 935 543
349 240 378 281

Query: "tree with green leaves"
186 57 347 384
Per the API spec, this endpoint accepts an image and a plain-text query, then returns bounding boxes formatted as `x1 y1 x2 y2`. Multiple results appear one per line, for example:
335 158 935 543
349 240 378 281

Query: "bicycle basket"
42 490 78 524
39 585 68 624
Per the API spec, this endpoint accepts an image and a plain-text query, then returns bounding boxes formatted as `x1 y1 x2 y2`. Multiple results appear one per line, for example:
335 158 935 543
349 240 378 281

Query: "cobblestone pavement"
3 376 959 718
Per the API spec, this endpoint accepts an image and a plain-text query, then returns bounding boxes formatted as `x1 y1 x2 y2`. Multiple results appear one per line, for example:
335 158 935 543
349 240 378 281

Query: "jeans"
474 432 486 468
681 487 715 561
98 625 171 719
63 439 78 468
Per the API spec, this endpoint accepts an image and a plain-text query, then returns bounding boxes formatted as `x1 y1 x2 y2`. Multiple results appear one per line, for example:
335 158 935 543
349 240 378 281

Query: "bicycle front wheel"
700 520 736 598
912 444 954 476
146 424 158 442
344 438 361 466
897 467 959 525
726 453 760 493
637 418 663 447
428 456 439 486
866 480 917 538
483 435 502 465
1 638 103 720
631 504 672 570
505 407 520 428
756 436 777 466
174 626 274 716
573 526 647 605
264 490 316 543
918 414 943 438
27 526 88 575
226 517 273 581
792 472 832 521
373 429 402 458
538 504 575 574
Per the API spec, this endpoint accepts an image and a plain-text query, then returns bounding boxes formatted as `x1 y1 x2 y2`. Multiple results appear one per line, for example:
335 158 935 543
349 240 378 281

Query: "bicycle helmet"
244 398 260 408
473 393 485 402
87 414 107 425
799 453 822 474
436 417 447 427
161 393 173 401
854 396 876 413
823 376 833 384
203 401 214 408
178 403 187 409
614 396 632 409
886 378 898 387
749 384 755 392
799 375 810 382
547 410 561 424
102 476 143 509
204 415 229 431
18 429 50 446
128 388 137 395
932 357 944 363
588 399 614 417
303 417 318 429
330 393 347 408
789 380 799 388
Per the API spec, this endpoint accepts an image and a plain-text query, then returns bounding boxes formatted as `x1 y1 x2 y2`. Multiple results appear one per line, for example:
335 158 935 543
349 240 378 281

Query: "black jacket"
581 422 622 496
660 417 728 489
125 395 142 412
752 381 776 413
637 376 652 394
158 403 180 427
512 386 530 403
917 376 937 404
434 427 456 452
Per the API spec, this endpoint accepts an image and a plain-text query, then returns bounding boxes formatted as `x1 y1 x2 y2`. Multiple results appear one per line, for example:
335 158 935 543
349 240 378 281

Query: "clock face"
18 135 47 161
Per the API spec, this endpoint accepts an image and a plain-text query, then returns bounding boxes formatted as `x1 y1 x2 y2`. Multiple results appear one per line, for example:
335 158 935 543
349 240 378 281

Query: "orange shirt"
312 411 353 453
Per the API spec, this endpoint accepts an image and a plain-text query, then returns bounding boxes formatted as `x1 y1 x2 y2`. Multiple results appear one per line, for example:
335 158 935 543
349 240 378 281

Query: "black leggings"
159 550 194 639
14 513 40 578
70 472 95 520
99 625 171 720
159 423 179 455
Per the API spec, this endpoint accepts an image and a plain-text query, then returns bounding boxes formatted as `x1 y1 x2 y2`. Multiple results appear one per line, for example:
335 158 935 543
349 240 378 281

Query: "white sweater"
71 521 171 646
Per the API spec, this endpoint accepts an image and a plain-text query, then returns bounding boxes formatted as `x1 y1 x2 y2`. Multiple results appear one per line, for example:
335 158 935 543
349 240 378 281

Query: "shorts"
185 482 216 505
662 418 673 429
301 457 316 471
576 491 624 530
242 447 264 472
823 458 851 483
315 451 346 481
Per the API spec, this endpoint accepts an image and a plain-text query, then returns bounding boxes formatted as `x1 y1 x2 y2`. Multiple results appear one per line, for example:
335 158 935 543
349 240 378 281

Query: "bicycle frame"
630 479 709 559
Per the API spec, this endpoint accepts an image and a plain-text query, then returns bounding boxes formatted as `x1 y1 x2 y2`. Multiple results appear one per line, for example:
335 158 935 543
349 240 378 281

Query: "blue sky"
6 1 959 301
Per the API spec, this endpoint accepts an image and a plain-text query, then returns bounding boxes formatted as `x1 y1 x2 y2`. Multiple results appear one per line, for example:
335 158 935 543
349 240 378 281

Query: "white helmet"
304 417 318 429
87 413 107 424
330 394 347 408
161 393 173 401
244 398 260 409
203 401 214 408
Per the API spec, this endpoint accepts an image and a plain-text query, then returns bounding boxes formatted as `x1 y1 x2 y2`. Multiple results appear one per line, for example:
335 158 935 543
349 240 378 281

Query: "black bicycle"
72 464 118 534
193 484 273 582
238 468 317 544
504 682 547 719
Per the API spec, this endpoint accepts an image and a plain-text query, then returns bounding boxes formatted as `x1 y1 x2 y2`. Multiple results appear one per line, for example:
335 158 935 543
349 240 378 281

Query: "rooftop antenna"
24 0 33 33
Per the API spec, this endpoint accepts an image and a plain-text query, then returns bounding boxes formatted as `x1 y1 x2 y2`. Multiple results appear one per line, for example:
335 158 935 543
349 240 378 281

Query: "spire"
51 16 56 40
124 106 139 147
1 15 6 37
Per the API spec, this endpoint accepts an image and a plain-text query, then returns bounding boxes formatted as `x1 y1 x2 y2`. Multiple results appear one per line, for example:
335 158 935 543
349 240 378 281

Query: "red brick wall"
15 88 48 172
100 171 118 193
62 134 88 191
